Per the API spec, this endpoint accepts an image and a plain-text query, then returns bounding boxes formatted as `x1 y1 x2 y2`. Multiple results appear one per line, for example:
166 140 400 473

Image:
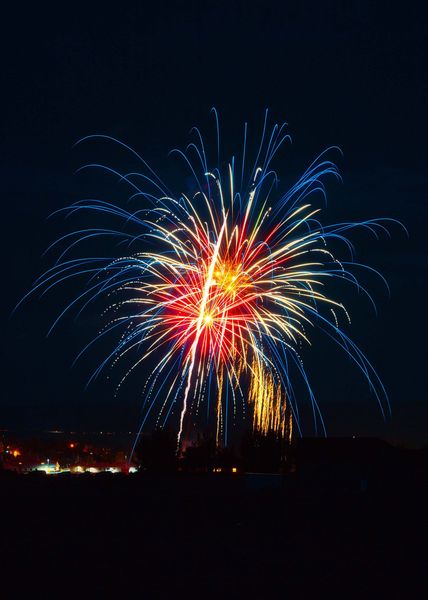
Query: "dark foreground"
1 469 426 598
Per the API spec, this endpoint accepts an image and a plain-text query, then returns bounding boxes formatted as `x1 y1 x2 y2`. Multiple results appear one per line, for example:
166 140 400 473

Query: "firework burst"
20 110 399 451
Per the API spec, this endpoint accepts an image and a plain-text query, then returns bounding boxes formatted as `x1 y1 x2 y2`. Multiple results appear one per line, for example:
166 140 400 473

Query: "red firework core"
157 255 257 363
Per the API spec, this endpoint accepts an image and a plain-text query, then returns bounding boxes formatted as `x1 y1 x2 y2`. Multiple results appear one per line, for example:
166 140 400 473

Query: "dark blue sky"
2 2 427 445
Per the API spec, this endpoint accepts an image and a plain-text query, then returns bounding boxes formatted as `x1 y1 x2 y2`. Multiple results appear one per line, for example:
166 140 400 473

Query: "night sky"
2 2 427 446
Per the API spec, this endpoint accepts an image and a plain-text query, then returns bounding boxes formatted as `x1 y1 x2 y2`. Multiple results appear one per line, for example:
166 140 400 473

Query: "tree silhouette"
135 429 177 472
